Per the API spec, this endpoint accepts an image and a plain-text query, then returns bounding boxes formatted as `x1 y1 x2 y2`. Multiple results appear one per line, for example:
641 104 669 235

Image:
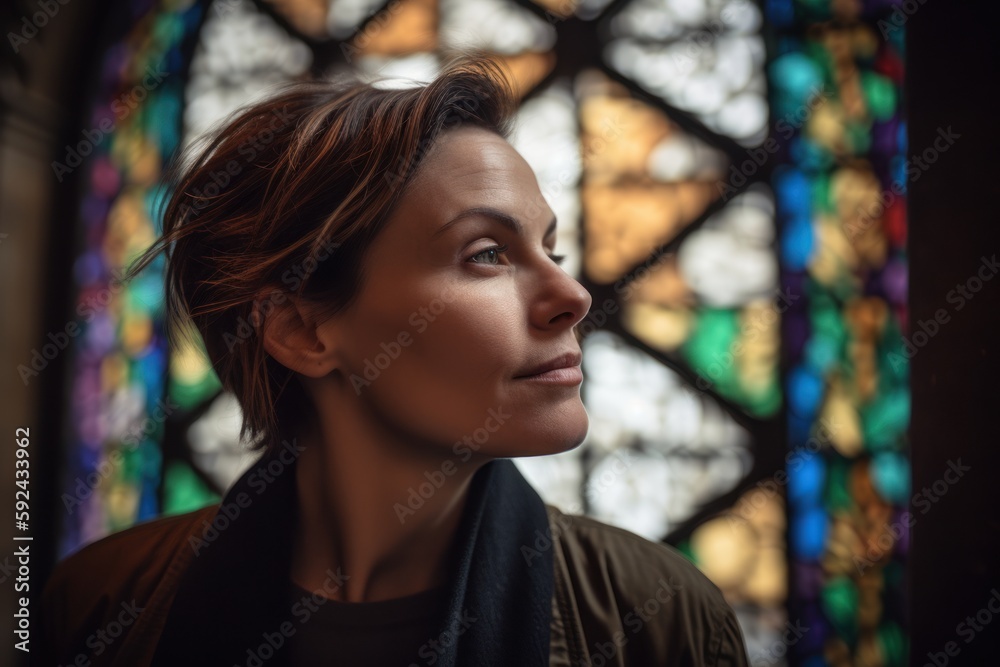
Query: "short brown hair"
124 51 517 456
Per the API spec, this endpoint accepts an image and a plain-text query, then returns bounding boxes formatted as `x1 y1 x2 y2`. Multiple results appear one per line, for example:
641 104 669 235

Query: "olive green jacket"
38 449 750 666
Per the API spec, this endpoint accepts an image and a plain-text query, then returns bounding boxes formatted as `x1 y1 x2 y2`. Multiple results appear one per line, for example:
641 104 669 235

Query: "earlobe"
260 293 339 378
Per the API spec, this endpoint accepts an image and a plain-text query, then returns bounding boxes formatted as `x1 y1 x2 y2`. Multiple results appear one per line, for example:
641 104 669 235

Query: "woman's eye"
469 243 509 265
467 244 566 266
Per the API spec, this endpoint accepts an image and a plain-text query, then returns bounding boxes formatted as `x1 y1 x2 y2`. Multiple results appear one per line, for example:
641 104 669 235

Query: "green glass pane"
812 301 845 340
811 172 834 213
879 318 910 384
845 121 873 155
877 621 906 667
770 51 823 113
152 12 185 45
804 41 836 90
862 388 909 452
804 334 838 373
798 137 835 172
169 335 223 413
871 451 910 505
862 71 897 121
684 309 739 386
825 457 853 512
746 379 782 417
676 539 697 566
163 460 220 516
821 576 859 644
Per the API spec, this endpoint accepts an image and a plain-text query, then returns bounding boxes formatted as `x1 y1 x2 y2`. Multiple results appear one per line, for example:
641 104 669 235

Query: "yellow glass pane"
264 0 329 40
718 487 788 605
690 515 758 592
579 86 673 185
735 299 780 398
819 377 864 458
577 70 726 185
530 0 581 19
583 182 718 283
620 256 693 352
622 303 693 352
496 51 556 100
351 0 438 57
171 331 213 386
577 70 725 283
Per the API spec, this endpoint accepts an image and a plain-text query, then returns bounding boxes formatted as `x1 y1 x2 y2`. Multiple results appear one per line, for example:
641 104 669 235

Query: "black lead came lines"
14 427 31 653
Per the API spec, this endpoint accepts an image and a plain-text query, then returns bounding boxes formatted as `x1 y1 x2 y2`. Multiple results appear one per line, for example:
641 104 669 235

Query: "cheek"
399 292 521 383
352 292 522 445
344 276 520 387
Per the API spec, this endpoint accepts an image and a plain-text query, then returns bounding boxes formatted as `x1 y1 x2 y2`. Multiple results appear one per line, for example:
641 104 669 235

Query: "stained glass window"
769 1 908 665
57 1 907 664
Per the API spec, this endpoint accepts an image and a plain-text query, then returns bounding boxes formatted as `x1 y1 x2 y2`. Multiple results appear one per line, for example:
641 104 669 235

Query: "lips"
515 350 582 378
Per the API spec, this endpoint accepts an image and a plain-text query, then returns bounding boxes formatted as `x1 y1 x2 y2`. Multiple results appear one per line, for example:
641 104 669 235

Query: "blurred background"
2 0 998 666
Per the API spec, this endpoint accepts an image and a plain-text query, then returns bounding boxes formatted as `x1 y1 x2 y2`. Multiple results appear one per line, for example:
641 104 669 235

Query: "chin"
496 403 590 459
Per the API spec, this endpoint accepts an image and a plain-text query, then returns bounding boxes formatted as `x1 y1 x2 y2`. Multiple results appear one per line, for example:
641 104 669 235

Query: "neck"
289 391 488 603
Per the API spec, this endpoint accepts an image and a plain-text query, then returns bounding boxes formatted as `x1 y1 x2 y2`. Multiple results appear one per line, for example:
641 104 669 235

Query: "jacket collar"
151 439 553 666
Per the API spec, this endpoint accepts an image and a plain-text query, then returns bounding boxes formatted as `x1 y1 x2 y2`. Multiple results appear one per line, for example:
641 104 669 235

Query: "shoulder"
43 504 218 602
545 504 749 667
38 504 218 664
544 503 727 608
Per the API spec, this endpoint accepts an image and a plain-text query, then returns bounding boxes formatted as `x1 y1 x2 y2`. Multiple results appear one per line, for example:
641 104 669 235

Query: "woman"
38 54 750 667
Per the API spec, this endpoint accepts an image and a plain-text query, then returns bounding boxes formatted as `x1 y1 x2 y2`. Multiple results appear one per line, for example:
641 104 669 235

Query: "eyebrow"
431 206 558 241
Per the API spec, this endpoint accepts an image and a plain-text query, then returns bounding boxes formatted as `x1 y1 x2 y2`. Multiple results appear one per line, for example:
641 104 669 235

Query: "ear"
259 290 340 379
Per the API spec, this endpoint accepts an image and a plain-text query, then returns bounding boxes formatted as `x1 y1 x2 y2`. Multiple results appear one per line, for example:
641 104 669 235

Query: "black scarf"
151 440 554 666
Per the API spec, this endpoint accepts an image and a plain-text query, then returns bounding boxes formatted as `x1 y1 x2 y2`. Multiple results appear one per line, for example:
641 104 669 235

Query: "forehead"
399 126 548 228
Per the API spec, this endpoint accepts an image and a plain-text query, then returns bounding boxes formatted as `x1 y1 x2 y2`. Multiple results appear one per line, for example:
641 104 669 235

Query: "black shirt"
283 579 452 667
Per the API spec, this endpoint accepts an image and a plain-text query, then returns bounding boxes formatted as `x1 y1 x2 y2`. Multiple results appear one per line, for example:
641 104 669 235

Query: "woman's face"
316 125 592 460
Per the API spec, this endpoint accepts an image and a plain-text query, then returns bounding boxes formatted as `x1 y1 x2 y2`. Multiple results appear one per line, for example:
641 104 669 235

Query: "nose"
529 259 593 332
